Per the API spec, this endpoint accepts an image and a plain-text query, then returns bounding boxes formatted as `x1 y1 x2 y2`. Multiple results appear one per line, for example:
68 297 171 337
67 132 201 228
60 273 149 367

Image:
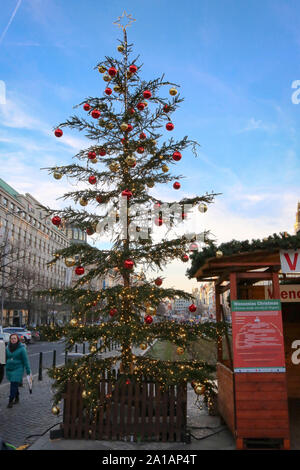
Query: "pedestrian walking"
5 334 31 408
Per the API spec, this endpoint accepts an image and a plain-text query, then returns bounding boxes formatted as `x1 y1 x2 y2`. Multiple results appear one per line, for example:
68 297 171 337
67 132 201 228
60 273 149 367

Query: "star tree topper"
113 11 136 31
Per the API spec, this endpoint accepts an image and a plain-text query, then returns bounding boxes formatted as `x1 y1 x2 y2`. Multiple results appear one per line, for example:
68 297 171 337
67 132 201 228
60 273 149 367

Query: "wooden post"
215 283 223 362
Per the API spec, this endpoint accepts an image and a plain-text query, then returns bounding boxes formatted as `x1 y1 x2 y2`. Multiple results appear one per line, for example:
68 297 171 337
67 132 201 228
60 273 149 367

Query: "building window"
3 197 8 207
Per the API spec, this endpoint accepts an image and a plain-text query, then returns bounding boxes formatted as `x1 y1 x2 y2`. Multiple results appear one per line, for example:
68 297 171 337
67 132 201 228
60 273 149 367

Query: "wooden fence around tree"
61 373 187 442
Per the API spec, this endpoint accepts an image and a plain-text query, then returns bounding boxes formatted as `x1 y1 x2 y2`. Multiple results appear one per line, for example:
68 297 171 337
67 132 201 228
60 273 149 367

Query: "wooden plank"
237 429 290 439
161 387 168 442
133 382 141 442
237 410 289 419
112 379 119 440
98 378 105 440
63 382 71 438
127 380 133 437
119 381 126 440
148 381 154 441
236 418 289 430
236 382 286 392
235 391 287 401
77 384 84 439
155 383 161 441
104 380 112 440
140 381 147 441
169 385 175 442
235 373 286 383
236 400 288 411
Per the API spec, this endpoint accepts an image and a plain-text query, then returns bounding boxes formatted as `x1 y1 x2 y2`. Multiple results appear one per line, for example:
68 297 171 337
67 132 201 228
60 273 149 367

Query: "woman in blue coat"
6 334 31 408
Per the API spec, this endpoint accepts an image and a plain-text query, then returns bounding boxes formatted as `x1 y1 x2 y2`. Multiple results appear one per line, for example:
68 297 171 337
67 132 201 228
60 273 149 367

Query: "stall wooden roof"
194 249 281 282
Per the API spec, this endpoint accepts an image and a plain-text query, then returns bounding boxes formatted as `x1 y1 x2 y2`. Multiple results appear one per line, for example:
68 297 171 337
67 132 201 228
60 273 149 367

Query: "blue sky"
1 0 300 291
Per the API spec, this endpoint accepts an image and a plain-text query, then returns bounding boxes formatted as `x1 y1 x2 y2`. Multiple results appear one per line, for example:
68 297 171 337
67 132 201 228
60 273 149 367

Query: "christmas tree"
40 14 224 415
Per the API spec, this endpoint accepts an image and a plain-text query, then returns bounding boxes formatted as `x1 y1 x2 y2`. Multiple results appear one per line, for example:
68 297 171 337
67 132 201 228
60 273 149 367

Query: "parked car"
0 336 5 384
0 332 10 346
3 328 28 344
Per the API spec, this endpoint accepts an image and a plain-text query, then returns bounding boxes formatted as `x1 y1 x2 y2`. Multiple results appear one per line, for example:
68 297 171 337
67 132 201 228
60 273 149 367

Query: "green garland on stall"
188 232 300 278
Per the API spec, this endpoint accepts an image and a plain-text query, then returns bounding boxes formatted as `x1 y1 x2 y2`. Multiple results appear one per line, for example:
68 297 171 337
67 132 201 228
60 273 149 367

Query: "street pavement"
0 340 236 450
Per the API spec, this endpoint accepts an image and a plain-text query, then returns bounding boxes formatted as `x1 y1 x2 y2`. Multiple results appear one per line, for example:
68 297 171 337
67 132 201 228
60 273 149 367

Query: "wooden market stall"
192 248 300 450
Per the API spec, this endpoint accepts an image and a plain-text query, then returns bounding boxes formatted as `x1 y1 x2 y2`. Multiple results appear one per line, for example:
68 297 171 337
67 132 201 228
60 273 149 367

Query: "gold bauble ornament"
91 158 98 164
51 405 60 415
117 45 124 52
90 346 97 353
216 250 223 258
126 156 136 167
142 101 148 107
159 155 164 160
103 74 111 82
53 172 62 180
176 347 184 355
198 203 208 213
82 390 87 399
162 165 169 173
120 122 129 131
147 181 155 188
109 163 120 172
146 306 156 315
114 85 121 92
194 385 205 395
127 71 133 79
106 122 114 129
169 87 178 96
98 65 106 73
79 198 88 206
65 257 76 267
152 140 157 146
70 318 77 326
140 343 147 350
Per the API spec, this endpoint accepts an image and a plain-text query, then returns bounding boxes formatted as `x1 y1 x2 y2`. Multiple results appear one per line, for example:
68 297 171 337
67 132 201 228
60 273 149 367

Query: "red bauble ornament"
155 278 163 286
129 108 135 115
129 64 138 74
155 218 163 226
172 151 182 161
166 122 174 131
139 132 146 140
88 175 97 184
91 109 101 119
83 103 91 111
144 315 153 325
126 124 133 132
51 216 61 226
75 266 85 276
88 151 96 160
137 147 144 154
121 138 128 145
96 195 103 203
126 379 131 385
108 66 117 77
173 181 181 190
98 148 106 156
122 189 133 199
163 104 170 113
182 254 189 262
143 90 152 99
189 304 197 313
137 102 145 111
124 259 134 269
105 87 112 95
54 128 63 138
109 308 117 317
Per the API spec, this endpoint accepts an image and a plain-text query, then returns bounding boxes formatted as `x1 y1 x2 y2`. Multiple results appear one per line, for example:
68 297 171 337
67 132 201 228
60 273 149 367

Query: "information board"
231 300 286 373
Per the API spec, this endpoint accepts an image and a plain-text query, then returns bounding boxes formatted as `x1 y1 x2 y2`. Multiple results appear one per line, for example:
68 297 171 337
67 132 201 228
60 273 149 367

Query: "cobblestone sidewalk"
0 374 61 448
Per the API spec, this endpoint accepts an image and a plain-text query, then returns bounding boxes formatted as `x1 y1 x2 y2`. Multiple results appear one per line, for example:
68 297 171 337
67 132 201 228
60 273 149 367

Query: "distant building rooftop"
0 178 21 201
